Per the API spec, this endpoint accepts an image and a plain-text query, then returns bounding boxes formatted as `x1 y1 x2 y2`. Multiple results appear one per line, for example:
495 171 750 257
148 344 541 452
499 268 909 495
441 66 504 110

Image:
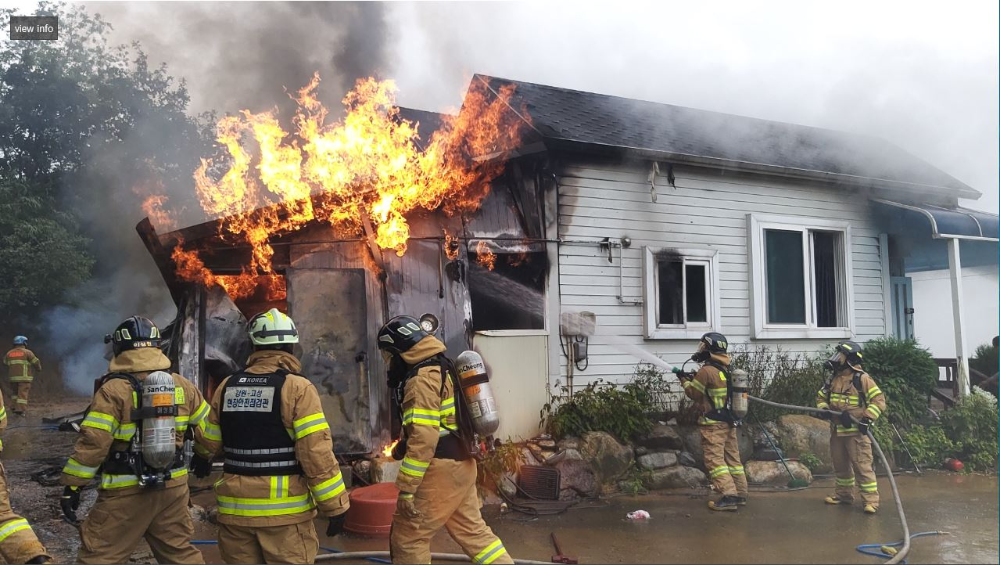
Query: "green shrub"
619 462 651 496
729 345 820 422
541 379 656 442
939 389 999 472
862 338 938 428
902 425 956 468
971 342 999 377
476 440 524 494
799 452 822 473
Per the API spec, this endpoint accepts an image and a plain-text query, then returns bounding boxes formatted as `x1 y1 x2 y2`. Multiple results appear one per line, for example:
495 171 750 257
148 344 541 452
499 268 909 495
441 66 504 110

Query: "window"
748 214 855 339
468 248 547 332
643 247 721 339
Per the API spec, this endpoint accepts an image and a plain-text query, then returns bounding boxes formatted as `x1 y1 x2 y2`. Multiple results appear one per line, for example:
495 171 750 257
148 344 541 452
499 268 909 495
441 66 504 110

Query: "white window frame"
747 213 856 339
642 246 722 339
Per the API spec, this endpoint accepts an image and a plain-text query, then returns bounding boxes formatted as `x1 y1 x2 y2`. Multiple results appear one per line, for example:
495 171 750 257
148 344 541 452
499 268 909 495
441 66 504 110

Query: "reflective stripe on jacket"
4 347 40 382
197 350 350 527
816 369 887 436
59 348 211 497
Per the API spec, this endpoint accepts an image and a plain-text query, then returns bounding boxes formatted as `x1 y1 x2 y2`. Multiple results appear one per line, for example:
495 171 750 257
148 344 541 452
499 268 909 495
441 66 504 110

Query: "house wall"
551 158 888 398
911 265 999 358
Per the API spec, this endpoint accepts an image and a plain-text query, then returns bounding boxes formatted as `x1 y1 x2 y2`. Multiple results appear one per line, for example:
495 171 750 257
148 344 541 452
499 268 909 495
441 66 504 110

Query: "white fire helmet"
248 308 299 346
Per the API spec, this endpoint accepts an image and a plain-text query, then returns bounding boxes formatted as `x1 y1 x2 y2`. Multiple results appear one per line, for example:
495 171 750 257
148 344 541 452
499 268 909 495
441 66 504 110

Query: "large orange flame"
172 74 529 299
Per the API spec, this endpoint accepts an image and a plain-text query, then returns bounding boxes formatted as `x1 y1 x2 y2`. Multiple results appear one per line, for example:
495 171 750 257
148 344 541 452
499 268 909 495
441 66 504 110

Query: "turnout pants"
831 433 879 507
8 382 29 414
0 464 48 564
700 424 747 498
218 522 318 564
390 458 512 565
77 484 204 564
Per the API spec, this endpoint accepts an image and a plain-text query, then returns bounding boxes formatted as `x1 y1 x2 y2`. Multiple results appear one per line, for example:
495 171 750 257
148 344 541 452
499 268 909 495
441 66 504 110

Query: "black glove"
60 486 81 523
190 454 213 478
858 417 873 435
391 439 407 462
326 513 347 538
816 411 831 421
839 410 855 428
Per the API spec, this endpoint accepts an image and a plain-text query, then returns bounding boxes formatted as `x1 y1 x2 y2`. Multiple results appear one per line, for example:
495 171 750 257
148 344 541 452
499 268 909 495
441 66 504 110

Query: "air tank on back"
730 369 749 420
455 351 500 438
141 371 178 470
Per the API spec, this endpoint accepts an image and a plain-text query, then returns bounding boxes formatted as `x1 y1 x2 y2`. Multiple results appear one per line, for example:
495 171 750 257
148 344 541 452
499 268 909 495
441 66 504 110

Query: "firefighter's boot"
708 496 739 512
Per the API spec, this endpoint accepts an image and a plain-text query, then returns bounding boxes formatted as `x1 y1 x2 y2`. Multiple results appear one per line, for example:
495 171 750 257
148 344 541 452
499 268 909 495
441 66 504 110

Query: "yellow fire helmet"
248 308 299 346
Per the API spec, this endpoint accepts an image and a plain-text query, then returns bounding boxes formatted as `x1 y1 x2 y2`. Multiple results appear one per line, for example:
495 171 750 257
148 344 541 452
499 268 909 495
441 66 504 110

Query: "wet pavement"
4 405 996 565
310 472 997 564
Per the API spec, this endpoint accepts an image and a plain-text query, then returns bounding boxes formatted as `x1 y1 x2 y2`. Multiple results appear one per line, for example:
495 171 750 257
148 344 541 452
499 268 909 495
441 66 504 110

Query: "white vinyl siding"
554 159 887 390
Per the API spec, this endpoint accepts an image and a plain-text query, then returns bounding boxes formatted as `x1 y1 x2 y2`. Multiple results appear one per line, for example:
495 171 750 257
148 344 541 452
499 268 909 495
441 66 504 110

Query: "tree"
0 2 215 320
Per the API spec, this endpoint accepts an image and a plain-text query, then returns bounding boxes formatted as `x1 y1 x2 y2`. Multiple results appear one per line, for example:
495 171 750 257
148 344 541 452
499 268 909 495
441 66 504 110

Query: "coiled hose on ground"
748 395 913 565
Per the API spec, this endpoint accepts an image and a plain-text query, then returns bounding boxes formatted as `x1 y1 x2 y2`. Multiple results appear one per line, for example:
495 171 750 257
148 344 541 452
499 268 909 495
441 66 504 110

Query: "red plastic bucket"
344 482 399 537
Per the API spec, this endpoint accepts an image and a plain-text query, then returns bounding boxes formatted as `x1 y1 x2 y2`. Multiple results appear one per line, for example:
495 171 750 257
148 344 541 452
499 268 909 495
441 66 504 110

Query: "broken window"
643 248 718 339
468 250 547 331
751 214 853 338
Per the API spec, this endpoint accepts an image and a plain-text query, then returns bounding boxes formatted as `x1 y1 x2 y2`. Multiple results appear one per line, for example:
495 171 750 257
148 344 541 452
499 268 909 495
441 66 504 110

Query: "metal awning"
873 199 999 241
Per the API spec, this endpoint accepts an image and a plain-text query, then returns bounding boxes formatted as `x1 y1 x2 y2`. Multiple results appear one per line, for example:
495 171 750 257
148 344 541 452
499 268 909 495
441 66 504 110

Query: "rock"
537 439 557 449
371 458 401 484
521 447 541 467
745 460 812 485
499 472 517 499
579 432 634 484
544 449 583 466
559 488 579 501
772 415 834 473
555 459 598 498
352 460 372 484
643 465 707 490
635 446 649 456
637 451 678 470
557 437 581 451
527 443 546 463
678 451 698 468
678 426 754 469
637 424 685 450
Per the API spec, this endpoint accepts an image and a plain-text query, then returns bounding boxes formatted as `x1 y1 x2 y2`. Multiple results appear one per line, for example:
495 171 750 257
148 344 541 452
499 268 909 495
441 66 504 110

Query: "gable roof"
475 75 979 200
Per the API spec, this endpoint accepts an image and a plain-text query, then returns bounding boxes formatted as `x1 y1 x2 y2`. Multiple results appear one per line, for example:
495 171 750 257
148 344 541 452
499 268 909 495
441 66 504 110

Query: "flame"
443 229 460 261
475 240 496 271
172 74 529 298
142 194 177 231
382 439 399 458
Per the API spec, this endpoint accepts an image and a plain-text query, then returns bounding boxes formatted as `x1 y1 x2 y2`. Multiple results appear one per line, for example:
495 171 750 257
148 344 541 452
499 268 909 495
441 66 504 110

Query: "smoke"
383 1 998 212
41 262 175 395
86 2 390 117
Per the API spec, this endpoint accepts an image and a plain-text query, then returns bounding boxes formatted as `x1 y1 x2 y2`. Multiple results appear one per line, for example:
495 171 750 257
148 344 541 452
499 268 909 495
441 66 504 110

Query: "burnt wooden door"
287 268 372 454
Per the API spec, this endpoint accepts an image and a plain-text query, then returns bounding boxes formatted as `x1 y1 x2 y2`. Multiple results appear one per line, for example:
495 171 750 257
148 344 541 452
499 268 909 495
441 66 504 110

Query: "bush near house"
541 364 671 442
970 341 999 377
861 338 939 428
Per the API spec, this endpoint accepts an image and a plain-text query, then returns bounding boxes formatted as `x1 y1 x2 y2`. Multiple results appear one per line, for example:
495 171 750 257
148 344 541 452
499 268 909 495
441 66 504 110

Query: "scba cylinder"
141 371 177 470
730 369 749 420
455 351 500 437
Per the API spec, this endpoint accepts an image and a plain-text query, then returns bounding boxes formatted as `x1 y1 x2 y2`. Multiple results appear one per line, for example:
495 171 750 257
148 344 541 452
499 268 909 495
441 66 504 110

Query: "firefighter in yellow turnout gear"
378 316 513 565
680 332 747 512
0 389 50 563
192 309 350 564
816 341 887 514
59 316 210 564
4 337 41 415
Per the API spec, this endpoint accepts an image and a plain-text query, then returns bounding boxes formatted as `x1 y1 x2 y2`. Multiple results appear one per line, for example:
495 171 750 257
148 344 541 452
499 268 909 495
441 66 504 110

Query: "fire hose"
192 540 552 564
748 396 915 565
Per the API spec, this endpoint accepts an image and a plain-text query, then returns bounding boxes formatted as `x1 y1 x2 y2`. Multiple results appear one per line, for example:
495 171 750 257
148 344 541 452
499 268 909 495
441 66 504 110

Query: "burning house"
139 74 998 457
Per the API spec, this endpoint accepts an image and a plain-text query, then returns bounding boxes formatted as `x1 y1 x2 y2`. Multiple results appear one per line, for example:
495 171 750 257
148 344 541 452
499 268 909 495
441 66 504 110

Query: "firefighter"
3 336 41 415
190 308 350 564
679 332 747 512
59 316 210 564
816 341 886 514
0 389 50 563
378 316 513 565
